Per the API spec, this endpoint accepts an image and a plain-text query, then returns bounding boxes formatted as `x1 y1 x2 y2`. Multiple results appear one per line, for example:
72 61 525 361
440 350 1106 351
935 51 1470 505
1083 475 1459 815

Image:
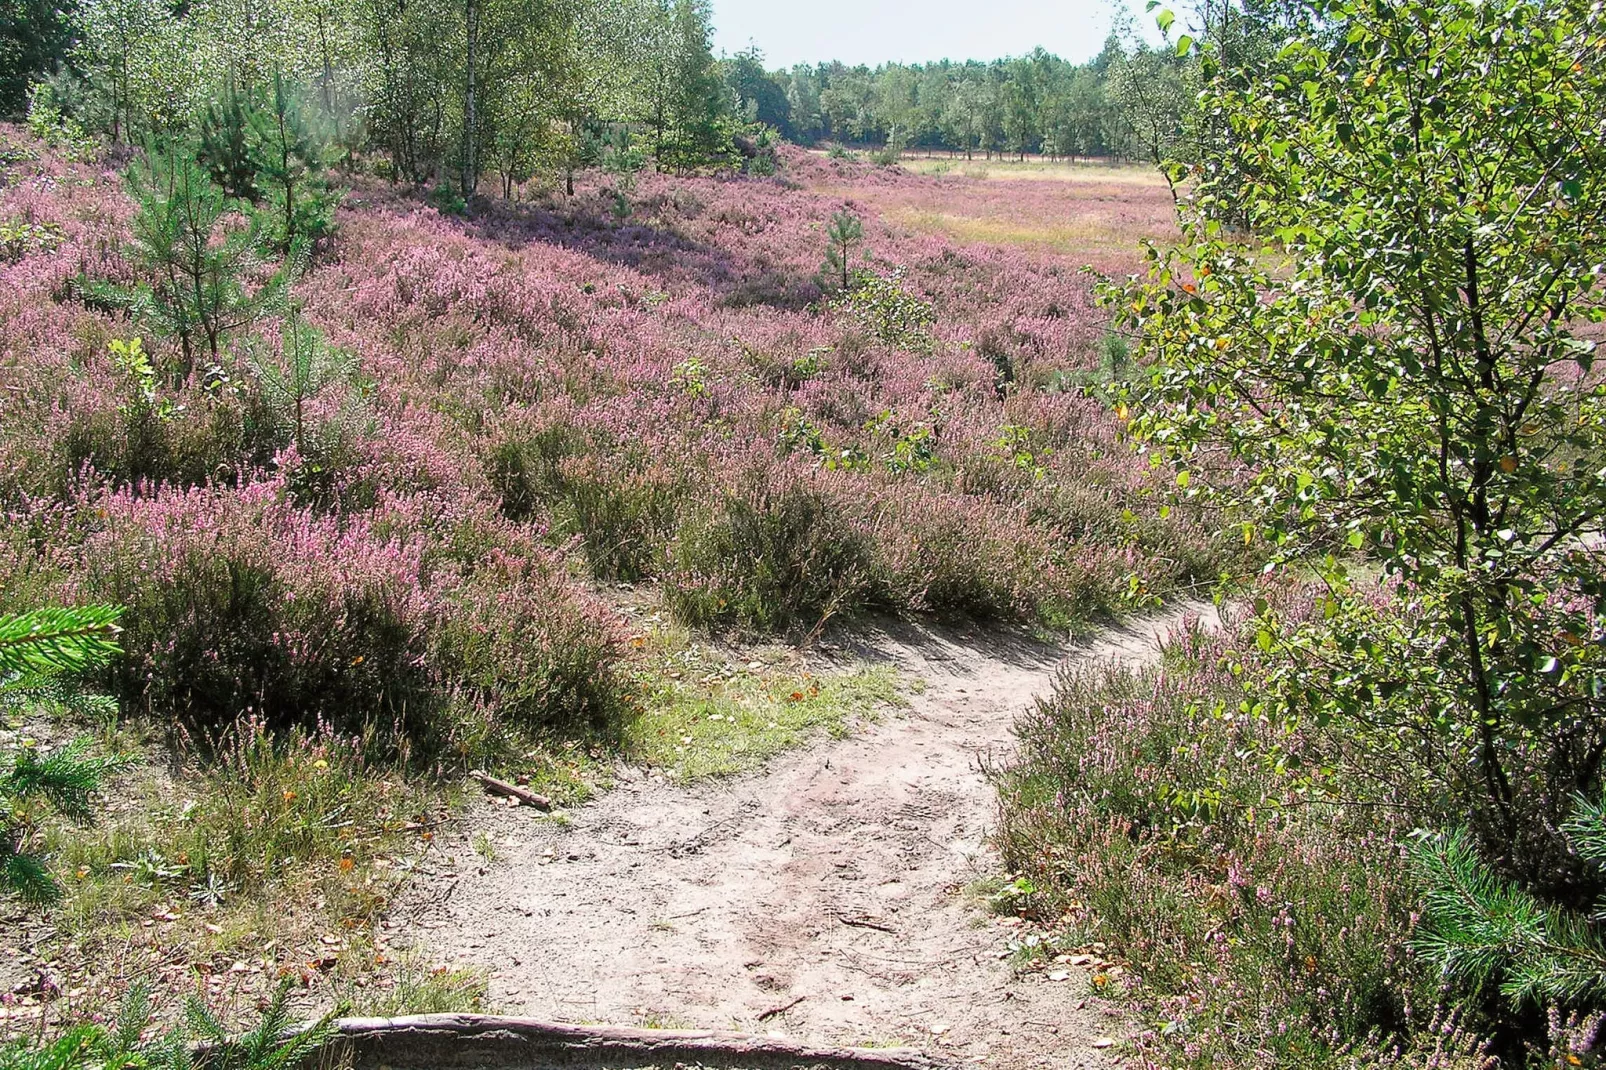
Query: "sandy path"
392 605 1215 1069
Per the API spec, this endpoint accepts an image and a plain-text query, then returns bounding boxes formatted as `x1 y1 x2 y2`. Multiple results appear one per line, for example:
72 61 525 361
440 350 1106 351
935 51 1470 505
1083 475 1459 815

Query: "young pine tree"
113 145 268 377
248 73 339 252
246 308 360 458
198 76 258 201
820 209 862 293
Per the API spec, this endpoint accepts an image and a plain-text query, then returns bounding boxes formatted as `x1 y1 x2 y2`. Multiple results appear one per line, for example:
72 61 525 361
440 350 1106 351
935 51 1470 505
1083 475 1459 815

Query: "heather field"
0 125 1233 1030
0 127 1218 726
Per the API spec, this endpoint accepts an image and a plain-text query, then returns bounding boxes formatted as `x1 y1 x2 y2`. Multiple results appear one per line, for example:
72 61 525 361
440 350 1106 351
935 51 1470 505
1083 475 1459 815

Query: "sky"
709 0 1146 70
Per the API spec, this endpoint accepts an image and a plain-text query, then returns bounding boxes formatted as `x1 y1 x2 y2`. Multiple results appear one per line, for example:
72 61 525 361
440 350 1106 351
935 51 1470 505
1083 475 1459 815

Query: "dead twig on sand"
469 771 552 811
757 995 807 1021
838 914 898 934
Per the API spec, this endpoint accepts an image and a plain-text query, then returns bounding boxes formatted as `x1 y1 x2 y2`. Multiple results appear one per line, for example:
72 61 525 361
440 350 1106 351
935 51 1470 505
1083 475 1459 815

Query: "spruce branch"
0 605 123 682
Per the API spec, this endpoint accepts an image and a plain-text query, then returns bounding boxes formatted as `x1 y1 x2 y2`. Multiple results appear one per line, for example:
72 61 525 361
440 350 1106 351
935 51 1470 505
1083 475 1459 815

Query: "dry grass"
898 155 1168 186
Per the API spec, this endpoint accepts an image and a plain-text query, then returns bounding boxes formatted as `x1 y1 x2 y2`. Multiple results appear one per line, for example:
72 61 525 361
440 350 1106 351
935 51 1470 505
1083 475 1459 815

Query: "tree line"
720 39 1175 163
3 0 741 193
720 0 1301 181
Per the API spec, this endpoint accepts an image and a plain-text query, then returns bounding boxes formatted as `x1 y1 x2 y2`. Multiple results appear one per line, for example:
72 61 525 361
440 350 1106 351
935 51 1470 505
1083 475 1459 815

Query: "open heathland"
0 125 1231 1040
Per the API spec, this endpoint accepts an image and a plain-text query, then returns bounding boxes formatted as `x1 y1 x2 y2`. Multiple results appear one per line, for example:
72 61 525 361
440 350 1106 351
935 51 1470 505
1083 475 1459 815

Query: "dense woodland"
1 0 1217 186
2 0 1605 1066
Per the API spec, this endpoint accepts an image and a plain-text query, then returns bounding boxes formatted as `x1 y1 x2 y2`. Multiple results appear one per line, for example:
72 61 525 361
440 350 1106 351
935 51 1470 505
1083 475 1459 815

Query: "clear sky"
709 0 1140 70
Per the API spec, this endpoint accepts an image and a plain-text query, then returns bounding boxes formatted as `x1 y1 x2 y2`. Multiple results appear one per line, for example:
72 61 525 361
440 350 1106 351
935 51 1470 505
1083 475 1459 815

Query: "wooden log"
469 771 552 811
312 1014 945 1070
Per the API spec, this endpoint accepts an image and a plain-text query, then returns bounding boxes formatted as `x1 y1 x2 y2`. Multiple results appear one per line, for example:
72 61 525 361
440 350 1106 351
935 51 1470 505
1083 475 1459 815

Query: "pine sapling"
820 209 862 294
199 76 258 201
247 308 360 457
248 73 339 252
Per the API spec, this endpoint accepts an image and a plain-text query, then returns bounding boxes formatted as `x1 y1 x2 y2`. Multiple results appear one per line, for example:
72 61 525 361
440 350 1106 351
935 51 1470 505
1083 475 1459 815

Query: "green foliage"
24 82 98 161
104 145 277 375
832 268 934 351
1415 803 1606 1007
819 208 862 293
246 309 361 458
197 77 258 201
0 0 75 118
1106 0 1606 913
666 479 876 634
246 73 340 250
652 0 734 173
0 983 336 1070
0 605 123 683
0 604 124 905
428 182 467 216
0 216 64 263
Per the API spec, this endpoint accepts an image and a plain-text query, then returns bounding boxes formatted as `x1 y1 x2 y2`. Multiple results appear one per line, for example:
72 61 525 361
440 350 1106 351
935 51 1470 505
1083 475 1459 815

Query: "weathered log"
309 1014 944 1070
470 771 552 811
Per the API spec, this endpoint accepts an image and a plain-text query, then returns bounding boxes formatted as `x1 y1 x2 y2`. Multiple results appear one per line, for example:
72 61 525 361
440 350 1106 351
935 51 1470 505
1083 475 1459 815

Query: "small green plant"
0 983 337 1070
248 73 341 251
198 76 259 201
429 182 467 216
820 209 863 293
832 269 934 351
24 82 97 161
0 217 65 263
602 127 647 219
108 337 175 423
744 127 779 176
246 309 361 457
865 410 937 474
94 145 282 378
671 356 708 398
0 604 124 904
994 424 1051 480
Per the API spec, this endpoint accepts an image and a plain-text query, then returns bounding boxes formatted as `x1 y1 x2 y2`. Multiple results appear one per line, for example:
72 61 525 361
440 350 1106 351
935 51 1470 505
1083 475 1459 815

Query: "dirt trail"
393 604 1216 1069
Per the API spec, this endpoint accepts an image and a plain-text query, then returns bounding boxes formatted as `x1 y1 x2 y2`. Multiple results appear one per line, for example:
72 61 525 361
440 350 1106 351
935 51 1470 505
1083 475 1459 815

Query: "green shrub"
556 454 684 581
994 617 1445 1069
666 477 875 634
833 269 935 351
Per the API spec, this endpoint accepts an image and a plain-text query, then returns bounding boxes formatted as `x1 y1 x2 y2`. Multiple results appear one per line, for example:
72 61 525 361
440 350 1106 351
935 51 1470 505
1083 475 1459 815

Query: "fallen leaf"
1091 1038 1116 1049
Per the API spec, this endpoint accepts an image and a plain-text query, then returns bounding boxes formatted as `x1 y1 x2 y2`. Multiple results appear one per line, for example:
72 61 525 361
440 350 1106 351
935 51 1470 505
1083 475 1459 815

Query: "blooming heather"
0 125 1229 738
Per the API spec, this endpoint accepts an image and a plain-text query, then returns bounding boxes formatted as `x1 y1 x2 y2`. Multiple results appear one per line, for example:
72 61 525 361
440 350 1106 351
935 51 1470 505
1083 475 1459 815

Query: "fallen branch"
469 771 551 811
838 914 898 934
305 1014 944 1070
756 995 806 1021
